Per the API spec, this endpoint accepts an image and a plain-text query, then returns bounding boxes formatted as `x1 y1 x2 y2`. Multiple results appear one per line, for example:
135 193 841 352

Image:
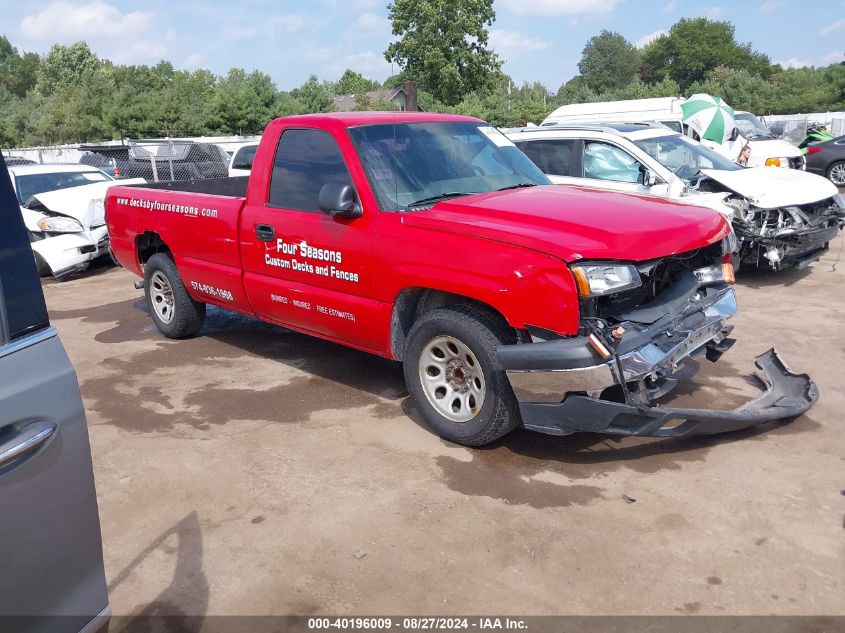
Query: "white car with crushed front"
8 164 144 279
506 123 845 270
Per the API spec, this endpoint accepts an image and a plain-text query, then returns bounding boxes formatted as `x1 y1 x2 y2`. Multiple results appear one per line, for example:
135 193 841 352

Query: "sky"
2 0 844 92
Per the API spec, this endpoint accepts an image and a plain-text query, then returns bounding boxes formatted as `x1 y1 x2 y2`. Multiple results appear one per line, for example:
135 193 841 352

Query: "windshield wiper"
404 191 477 209
495 183 538 192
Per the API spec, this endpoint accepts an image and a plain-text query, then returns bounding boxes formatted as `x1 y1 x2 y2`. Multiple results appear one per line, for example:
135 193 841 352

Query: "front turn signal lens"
722 262 735 284
571 266 592 296
765 157 781 167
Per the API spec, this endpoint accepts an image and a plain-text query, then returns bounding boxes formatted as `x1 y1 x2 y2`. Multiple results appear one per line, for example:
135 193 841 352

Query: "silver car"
0 155 109 632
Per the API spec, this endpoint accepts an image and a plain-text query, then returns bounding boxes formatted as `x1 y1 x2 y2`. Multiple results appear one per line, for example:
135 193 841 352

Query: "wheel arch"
390 287 523 361
135 231 172 269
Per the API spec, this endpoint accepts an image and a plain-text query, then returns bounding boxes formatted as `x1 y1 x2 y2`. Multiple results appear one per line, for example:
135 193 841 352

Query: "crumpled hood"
402 185 729 263
700 167 838 209
26 179 145 229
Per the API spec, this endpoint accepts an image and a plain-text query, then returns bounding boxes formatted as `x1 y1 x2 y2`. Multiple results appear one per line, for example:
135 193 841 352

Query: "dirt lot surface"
44 251 844 617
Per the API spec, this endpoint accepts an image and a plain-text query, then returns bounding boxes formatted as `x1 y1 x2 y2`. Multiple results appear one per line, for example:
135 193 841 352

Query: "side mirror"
318 183 362 219
638 166 658 186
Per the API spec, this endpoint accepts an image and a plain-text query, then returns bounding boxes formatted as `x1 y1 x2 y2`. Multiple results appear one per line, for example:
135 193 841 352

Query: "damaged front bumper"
733 213 843 270
499 286 818 437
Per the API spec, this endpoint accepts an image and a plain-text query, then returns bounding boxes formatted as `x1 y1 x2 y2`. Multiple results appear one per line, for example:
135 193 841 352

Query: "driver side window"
268 129 352 212
582 141 643 184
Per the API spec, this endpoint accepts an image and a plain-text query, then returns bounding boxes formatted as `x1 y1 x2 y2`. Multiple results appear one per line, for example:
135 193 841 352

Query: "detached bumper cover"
499 284 818 438
515 349 817 437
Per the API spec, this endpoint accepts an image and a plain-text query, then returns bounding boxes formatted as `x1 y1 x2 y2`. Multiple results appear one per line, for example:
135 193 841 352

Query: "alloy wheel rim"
830 164 845 186
418 335 485 423
149 271 175 324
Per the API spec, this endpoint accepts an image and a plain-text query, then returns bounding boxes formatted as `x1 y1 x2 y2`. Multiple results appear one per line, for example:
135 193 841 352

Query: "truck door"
240 127 383 351
0 157 109 633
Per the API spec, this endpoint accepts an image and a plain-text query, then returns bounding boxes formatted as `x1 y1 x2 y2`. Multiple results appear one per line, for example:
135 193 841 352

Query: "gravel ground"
43 247 845 617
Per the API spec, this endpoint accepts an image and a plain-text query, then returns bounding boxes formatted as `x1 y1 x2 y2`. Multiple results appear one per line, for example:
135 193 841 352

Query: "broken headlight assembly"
693 263 735 285
570 262 641 297
37 216 84 233
727 196 755 221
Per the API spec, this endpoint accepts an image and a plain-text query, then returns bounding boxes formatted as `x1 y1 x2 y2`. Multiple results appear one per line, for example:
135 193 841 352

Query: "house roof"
333 88 404 112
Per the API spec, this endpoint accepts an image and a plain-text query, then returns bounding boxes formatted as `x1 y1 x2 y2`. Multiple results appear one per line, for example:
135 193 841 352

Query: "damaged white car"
506 123 845 270
8 164 144 279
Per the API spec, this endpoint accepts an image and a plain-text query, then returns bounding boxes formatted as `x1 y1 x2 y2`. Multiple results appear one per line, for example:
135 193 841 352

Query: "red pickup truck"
106 112 816 445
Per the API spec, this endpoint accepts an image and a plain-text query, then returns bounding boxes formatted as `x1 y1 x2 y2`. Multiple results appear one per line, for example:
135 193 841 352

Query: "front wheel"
144 253 205 338
403 305 520 446
827 161 845 187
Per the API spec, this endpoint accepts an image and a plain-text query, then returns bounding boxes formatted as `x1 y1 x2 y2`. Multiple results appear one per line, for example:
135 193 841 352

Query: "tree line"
1 1 844 148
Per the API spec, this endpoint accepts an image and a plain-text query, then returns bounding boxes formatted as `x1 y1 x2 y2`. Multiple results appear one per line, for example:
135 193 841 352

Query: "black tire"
403 305 520 446
144 253 205 338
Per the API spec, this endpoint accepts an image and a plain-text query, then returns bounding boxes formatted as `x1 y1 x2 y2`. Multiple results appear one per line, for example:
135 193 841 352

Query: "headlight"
37 216 84 233
570 263 641 297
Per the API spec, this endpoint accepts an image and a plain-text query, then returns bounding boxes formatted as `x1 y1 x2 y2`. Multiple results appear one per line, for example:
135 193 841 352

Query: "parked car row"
542 98 807 169
79 141 230 181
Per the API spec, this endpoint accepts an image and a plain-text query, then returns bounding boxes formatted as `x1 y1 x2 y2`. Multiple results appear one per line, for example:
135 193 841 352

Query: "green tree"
35 41 101 96
556 76 599 105
688 66 777 114
335 69 380 95
640 18 772 90
207 68 280 134
578 30 639 93
0 36 39 98
290 74 334 113
384 0 502 105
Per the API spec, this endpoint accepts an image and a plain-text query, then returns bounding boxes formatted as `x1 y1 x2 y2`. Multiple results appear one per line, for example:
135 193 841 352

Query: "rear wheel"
403 305 520 446
144 253 205 338
827 161 845 187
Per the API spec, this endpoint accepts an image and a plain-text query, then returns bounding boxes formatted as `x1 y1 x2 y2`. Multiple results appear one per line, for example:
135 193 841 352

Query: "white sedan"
8 163 143 279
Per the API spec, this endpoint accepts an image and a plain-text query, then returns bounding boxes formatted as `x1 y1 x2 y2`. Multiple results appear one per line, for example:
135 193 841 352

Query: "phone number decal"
190 281 234 302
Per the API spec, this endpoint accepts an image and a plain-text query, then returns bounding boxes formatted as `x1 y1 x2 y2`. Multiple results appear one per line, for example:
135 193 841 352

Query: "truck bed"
127 176 249 198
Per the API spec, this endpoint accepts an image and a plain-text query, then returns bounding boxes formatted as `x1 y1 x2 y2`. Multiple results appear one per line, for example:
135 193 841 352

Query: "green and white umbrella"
680 94 736 144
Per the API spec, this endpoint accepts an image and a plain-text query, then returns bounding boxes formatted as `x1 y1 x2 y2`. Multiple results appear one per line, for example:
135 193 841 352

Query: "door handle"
256 224 275 242
0 421 56 469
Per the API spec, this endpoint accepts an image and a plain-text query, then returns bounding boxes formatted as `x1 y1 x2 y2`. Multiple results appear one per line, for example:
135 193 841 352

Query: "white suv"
505 123 844 270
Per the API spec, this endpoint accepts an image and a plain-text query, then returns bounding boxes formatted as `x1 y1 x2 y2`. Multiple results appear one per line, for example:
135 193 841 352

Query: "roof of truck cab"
272 112 484 127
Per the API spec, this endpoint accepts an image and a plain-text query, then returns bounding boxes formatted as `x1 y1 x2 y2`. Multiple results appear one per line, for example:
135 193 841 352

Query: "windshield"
634 133 741 181
347 121 549 211
734 112 772 139
14 170 112 204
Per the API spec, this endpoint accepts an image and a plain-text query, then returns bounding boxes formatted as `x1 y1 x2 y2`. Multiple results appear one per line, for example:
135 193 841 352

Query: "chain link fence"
2 135 261 182
761 113 845 144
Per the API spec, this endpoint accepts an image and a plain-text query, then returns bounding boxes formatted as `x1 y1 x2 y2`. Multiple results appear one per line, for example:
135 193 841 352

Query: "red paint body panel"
106 112 731 359
407 185 730 263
